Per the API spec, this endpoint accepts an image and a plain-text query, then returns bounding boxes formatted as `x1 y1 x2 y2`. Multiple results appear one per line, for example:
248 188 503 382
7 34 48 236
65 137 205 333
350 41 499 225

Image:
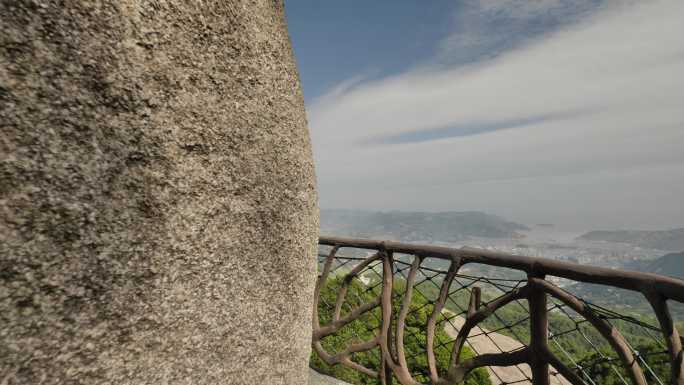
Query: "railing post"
645 291 684 385
382 358 393 385
381 318 394 385
380 250 395 385
529 274 551 385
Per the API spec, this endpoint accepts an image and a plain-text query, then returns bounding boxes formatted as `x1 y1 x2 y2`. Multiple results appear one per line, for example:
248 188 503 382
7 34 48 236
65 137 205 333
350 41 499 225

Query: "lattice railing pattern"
311 236 684 385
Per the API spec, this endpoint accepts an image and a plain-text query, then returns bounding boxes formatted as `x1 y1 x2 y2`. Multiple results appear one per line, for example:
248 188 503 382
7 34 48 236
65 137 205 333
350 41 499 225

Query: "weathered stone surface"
0 1 318 384
309 369 354 385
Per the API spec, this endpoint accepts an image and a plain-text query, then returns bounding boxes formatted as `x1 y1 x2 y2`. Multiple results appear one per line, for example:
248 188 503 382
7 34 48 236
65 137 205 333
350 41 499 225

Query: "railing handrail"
320 235 684 303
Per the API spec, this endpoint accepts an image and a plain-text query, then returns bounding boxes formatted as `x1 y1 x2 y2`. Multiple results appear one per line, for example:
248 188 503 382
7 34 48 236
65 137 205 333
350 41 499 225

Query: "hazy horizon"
286 1 684 231
319 207 682 233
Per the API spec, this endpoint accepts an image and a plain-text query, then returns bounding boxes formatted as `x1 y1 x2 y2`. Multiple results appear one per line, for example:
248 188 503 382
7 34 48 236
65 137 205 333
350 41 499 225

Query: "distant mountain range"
577 228 684 251
645 251 684 279
320 209 529 242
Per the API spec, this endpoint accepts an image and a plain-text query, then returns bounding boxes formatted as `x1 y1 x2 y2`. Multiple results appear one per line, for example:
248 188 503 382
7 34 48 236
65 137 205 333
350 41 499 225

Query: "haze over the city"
286 0 684 230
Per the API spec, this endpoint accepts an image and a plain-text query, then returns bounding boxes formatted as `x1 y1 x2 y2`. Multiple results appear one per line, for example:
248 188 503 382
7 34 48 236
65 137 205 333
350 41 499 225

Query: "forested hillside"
646 251 684 278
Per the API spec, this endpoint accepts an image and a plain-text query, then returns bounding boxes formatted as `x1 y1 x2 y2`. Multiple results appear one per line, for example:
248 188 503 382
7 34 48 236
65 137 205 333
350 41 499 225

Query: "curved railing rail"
312 236 684 385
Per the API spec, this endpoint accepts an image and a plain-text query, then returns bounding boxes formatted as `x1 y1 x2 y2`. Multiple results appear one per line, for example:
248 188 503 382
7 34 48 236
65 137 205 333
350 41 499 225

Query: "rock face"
309 369 354 385
0 1 318 384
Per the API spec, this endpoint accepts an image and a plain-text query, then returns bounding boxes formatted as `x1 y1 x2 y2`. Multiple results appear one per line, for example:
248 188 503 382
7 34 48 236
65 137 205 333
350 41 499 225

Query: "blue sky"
286 0 603 101
285 1 455 101
285 0 684 230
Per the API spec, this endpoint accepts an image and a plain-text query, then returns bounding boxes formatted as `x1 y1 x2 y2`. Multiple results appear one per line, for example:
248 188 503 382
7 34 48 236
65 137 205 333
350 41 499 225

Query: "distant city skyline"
285 0 684 230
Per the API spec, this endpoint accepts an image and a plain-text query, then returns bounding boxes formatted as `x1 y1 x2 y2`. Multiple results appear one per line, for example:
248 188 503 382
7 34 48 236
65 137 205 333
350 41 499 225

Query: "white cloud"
476 0 609 19
434 0 610 65
307 0 684 229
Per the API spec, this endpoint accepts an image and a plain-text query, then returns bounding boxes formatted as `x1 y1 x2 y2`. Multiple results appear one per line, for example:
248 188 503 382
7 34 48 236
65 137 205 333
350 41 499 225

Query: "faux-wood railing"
312 236 684 385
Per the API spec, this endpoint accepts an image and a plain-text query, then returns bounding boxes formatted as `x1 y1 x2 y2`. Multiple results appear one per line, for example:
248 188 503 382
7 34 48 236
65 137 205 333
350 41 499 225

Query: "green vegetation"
565 282 684 320
574 343 670 385
415 278 676 385
310 275 491 385
646 251 684 279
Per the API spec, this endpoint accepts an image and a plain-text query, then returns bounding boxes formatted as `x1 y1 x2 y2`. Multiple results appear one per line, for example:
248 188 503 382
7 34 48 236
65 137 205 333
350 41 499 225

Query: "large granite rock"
0 1 318 384
309 369 354 385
